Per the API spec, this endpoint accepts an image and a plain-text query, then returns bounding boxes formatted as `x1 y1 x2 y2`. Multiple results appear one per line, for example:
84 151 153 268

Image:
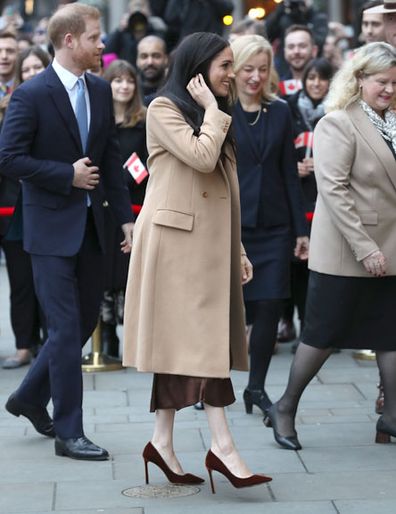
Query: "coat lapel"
45 65 82 152
347 102 396 189
85 73 102 152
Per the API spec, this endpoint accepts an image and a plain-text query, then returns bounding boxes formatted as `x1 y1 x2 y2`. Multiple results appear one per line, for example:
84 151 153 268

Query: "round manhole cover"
122 483 201 498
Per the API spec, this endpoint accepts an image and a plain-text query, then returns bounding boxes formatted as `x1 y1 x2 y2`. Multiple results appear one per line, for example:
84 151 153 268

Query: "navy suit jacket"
233 98 308 237
0 65 133 256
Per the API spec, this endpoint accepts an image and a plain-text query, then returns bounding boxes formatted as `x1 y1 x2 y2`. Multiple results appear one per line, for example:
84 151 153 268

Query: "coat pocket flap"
153 209 194 231
359 211 378 225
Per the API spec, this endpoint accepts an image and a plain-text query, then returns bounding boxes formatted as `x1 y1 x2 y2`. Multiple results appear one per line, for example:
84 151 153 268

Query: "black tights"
247 299 283 391
275 343 396 437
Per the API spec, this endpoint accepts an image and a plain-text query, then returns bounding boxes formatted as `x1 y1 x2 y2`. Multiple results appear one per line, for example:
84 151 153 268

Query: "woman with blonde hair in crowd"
266 42 396 450
230 34 309 421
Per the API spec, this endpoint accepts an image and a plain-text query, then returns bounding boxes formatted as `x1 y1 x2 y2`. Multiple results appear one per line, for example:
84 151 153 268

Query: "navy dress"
233 99 307 304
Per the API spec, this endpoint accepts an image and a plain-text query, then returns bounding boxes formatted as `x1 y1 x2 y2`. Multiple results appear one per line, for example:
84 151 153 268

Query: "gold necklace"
248 108 262 126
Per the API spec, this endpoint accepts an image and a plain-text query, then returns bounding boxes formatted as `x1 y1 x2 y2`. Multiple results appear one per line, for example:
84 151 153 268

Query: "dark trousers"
15 212 104 439
1 239 44 349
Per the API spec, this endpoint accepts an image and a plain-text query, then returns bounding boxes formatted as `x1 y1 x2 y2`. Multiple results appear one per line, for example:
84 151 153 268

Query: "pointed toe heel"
205 450 271 494
142 442 204 485
265 404 302 451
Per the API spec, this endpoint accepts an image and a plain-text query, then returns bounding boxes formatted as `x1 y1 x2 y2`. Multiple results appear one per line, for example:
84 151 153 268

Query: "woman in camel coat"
123 32 271 492
122 94 247 377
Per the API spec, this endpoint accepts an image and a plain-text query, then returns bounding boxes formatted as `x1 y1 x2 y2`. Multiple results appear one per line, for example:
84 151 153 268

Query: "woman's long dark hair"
302 58 334 100
159 32 233 145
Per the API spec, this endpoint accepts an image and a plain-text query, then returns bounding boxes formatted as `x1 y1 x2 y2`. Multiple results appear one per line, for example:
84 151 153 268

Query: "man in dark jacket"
266 0 327 79
164 0 233 43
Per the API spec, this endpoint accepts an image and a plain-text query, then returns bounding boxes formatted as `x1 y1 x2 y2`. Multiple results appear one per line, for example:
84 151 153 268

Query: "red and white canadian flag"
294 131 314 149
123 152 149 184
278 79 302 96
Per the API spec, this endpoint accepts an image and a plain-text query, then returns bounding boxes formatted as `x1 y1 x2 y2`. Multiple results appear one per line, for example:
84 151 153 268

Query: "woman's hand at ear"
186 74 217 110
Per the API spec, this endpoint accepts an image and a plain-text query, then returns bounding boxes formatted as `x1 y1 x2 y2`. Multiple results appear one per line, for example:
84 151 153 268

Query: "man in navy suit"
0 3 134 460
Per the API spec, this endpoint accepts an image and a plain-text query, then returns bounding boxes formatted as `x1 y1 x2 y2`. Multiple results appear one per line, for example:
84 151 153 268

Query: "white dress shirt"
52 58 91 127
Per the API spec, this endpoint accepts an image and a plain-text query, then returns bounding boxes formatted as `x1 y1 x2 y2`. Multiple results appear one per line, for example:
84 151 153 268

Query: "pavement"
0 259 396 514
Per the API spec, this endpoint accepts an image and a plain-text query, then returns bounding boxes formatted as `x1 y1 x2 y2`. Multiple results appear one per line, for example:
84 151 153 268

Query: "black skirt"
302 271 396 351
242 224 292 301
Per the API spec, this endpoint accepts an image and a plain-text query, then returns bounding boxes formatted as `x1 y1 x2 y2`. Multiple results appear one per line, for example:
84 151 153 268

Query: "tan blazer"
123 97 248 377
309 102 396 277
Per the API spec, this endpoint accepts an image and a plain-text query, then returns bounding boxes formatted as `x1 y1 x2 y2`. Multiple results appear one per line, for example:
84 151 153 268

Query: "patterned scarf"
359 100 396 155
297 90 326 131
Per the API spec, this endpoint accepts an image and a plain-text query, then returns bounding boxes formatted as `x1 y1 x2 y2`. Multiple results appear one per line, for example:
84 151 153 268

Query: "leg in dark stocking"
376 351 396 427
272 343 332 438
245 300 282 413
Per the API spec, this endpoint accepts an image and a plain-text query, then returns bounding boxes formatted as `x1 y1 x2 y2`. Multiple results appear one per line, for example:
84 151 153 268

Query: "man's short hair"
0 30 17 42
285 24 315 44
48 3 100 50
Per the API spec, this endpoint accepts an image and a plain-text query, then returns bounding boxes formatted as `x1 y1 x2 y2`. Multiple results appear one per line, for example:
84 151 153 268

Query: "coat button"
103 200 109 207
202 191 208 198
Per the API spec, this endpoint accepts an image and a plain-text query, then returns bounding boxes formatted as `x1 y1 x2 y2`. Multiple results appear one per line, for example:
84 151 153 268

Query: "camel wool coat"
123 97 249 378
309 102 396 276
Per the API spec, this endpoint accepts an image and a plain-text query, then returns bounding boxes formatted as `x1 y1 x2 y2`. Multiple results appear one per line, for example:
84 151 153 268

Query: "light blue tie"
75 77 88 152
76 78 91 205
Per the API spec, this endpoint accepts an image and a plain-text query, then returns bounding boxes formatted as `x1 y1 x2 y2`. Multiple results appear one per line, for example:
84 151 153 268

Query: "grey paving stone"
317 368 378 384
335 499 396 513
270 471 396 501
143 502 337 514
0 457 112 483
83 390 128 408
299 414 371 425
39 510 143 514
298 445 396 473
0 482 54 513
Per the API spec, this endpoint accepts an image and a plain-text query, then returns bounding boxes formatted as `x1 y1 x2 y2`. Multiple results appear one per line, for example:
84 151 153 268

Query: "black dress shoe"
55 436 109 460
5 393 55 438
263 404 302 451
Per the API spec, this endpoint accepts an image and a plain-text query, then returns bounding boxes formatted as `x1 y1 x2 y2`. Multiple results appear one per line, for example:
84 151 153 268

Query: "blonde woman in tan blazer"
123 32 272 493
264 42 396 450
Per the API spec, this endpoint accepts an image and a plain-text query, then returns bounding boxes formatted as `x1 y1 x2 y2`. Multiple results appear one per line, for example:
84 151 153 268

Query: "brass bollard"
353 349 376 361
82 320 124 372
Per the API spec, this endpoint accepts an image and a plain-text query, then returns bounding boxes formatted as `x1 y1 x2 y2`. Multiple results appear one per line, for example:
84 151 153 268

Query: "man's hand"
120 222 134 254
72 157 100 190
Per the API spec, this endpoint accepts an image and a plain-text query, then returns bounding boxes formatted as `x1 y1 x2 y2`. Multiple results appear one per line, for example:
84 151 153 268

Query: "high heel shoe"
375 416 396 444
263 404 302 451
205 450 272 494
142 442 204 485
243 388 272 415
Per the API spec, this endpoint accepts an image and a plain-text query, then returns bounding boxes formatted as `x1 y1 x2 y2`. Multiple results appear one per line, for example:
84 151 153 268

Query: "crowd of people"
0 0 395 497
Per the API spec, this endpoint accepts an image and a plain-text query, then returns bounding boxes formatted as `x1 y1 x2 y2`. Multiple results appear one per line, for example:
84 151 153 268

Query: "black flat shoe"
5 392 55 438
264 404 302 451
243 389 272 415
55 436 109 460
